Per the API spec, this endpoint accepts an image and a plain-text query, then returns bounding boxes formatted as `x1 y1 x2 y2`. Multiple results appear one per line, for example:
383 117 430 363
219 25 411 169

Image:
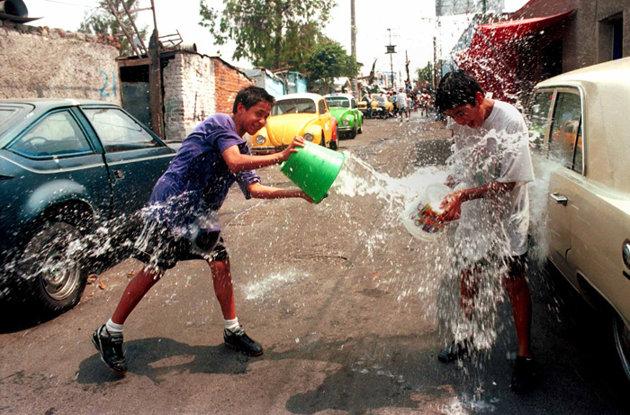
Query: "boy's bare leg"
208 259 236 320
111 267 163 324
209 258 263 356
503 273 532 357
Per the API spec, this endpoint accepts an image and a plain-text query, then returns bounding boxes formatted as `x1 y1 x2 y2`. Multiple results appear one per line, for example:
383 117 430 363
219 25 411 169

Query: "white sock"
106 318 124 334
224 318 240 332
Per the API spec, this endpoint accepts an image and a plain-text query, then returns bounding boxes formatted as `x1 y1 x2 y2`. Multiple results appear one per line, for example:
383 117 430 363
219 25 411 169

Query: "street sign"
386 45 396 54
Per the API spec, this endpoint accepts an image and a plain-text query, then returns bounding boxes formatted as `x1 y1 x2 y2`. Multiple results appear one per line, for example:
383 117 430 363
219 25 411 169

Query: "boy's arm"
437 181 516 222
222 137 304 173
247 182 313 203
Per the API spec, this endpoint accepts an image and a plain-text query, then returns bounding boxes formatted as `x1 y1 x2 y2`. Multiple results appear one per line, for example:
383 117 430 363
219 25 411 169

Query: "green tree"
79 0 147 56
416 62 434 84
304 41 359 94
199 0 334 70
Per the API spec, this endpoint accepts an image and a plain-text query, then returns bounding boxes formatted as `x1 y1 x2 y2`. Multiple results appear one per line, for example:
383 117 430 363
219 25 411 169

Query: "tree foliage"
79 0 148 56
304 41 358 93
416 62 434 84
199 0 334 70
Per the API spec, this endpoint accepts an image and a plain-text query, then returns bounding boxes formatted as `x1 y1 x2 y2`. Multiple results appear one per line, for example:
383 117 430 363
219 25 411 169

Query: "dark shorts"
132 218 229 271
505 253 528 278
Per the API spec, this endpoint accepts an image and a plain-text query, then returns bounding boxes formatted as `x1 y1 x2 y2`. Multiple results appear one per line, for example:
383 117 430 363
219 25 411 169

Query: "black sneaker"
224 326 263 357
437 339 471 363
91 324 127 374
510 356 537 393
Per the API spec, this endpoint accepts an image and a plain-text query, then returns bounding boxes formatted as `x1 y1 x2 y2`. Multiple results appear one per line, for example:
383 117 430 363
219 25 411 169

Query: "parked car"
251 93 337 153
526 57 630 381
324 93 363 139
0 99 175 315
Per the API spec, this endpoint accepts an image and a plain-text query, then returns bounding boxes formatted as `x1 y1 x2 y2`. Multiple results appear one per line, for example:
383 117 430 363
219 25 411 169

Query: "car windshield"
0 106 20 138
325 97 349 108
272 98 316 115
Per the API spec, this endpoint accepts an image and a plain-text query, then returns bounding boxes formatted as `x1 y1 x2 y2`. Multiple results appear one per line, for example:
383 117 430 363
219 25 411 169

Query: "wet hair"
435 70 484 113
232 86 275 113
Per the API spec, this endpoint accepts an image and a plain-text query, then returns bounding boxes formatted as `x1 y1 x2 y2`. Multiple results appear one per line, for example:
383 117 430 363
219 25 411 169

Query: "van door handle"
550 193 568 205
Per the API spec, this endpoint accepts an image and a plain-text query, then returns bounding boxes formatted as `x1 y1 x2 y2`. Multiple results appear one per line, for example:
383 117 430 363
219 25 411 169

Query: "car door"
545 88 585 279
0 108 111 234
80 107 174 216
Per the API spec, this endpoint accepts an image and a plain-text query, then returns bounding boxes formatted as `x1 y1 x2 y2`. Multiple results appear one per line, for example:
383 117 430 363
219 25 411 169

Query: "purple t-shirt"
147 114 260 231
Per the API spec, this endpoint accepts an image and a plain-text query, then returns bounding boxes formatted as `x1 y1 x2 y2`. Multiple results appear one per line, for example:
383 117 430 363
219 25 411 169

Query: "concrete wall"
0 21 120 103
162 53 215 141
160 54 252 141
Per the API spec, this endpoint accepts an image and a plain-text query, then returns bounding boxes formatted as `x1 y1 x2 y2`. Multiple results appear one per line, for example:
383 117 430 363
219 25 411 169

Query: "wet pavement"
1 113 628 414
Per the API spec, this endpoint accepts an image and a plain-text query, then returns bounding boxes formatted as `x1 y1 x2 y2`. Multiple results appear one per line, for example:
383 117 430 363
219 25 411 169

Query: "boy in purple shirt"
92 86 311 375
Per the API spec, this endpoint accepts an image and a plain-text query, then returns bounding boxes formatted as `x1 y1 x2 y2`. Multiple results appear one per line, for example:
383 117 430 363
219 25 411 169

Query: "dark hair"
233 86 275 113
435 70 484 113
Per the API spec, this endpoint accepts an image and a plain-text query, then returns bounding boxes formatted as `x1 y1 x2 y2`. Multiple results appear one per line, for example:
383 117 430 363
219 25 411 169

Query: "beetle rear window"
325 98 350 108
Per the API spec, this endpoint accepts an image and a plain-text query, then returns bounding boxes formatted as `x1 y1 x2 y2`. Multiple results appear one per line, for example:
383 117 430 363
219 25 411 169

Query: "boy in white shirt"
434 70 535 393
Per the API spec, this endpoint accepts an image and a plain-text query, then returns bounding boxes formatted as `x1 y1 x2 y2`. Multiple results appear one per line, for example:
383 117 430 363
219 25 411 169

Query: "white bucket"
401 184 453 241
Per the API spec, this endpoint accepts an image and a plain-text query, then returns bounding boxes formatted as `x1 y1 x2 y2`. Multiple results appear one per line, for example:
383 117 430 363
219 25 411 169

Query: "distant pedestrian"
434 70 536 393
395 88 410 120
92 86 312 375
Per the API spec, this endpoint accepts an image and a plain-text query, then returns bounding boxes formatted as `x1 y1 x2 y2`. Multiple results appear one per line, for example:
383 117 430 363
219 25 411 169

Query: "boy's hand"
437 191 463 222
280 136 305 161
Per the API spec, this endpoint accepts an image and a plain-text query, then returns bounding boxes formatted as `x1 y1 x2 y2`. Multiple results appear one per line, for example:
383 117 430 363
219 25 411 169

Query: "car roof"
537 57 630 90
0 98 116 111
276 93 323 102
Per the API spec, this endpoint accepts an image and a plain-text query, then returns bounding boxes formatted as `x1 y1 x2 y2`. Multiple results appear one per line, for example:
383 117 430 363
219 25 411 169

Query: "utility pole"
350 0 358 98
386 28 396 88
148 0 164 138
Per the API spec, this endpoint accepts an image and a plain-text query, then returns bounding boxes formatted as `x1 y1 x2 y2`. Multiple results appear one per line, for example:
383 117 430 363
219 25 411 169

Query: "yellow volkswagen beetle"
251 93 337 154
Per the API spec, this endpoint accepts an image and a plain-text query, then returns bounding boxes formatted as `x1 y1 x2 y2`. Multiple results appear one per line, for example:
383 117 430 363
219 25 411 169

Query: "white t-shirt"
396 92 407 108
450 100 534 262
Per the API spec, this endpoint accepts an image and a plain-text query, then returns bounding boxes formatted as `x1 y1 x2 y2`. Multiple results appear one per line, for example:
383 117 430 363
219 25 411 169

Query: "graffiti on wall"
98 69 118 100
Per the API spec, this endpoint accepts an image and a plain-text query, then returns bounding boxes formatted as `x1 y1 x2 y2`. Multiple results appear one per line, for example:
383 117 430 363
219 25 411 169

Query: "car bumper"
337 125 354 132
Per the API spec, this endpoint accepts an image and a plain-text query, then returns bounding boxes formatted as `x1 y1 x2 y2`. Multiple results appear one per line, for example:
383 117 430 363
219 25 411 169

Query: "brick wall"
212 57 252 115
0 21 120 103
162 53 215 141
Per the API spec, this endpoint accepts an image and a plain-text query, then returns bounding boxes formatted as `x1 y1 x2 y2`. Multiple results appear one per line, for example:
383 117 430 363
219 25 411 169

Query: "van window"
526 90 553 149
549 91 583 174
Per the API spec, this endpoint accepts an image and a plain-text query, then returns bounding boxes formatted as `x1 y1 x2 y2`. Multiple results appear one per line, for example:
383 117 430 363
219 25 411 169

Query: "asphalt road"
1 114 628 414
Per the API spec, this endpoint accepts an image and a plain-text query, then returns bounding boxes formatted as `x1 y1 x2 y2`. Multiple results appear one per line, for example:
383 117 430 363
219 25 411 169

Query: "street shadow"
77 337 254 385
0 303 55 333
264 333 469 414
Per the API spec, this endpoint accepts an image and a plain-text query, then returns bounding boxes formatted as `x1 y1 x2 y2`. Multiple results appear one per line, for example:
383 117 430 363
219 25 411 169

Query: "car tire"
358 125 363 134
329 139 338 150
16 221 87 315
612 313 630 382
348 127 357 139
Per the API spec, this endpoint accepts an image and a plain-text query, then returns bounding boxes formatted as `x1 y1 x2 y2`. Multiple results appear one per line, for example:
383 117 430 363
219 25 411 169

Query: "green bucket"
280 141 346 204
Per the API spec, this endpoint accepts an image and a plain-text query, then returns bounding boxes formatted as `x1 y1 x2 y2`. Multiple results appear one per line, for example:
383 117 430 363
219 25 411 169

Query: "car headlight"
255 135 266 145
623 240 630 268
303 133 314 141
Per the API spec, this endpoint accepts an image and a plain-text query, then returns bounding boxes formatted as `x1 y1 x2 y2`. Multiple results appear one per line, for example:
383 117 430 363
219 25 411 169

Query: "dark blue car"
0 99 175 315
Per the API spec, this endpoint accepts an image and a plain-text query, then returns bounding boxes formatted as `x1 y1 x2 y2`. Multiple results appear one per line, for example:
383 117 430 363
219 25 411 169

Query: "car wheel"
319 130 326 147
329 139 338 150
358 125 363 134
612 313 630 382
17 221 87 315
348 127 357 139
